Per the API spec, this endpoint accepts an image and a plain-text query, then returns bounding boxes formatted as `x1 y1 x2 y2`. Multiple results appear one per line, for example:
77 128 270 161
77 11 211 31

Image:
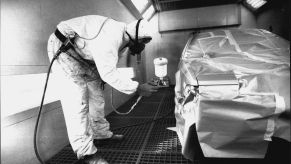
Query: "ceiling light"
142 5 155 20
131 0 149 12
246 0 267 9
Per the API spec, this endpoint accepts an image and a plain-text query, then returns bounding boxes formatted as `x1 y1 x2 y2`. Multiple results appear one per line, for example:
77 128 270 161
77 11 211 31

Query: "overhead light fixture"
131 0 149 13
121 0 156 21
142 5 155 20
246 0 267 9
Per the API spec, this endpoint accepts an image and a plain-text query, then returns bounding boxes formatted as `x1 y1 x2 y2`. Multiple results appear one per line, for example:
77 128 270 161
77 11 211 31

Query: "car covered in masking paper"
174 28 290 161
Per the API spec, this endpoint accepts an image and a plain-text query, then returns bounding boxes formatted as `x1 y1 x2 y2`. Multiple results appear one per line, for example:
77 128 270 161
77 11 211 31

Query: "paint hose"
34 51 61 164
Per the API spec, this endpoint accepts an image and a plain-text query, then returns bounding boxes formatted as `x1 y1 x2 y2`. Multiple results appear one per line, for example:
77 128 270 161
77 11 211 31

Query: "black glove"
137 83 160 97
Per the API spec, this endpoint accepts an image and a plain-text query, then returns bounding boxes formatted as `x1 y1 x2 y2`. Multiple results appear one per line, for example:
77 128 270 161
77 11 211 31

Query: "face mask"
126 19 146 56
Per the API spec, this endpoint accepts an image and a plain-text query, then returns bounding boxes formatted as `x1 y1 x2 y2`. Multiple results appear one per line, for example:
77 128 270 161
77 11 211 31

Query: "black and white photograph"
1 0 290 164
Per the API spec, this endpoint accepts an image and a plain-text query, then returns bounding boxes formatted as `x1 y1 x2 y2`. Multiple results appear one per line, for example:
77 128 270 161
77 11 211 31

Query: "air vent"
153 0 240 12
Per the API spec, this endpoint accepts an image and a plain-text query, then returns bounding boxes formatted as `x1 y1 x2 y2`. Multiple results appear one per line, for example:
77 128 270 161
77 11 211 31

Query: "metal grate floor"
47 145 78 164
139 152 195 164
46 86 290 164
47 87 194 164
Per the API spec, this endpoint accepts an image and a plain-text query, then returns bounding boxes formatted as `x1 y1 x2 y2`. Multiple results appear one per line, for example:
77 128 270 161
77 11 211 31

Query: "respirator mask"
126 19 152 63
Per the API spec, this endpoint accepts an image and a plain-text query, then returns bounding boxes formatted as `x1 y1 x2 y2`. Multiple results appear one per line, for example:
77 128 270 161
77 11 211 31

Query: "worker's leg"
59 76 98 159
87 80 113 139
48 34 98 159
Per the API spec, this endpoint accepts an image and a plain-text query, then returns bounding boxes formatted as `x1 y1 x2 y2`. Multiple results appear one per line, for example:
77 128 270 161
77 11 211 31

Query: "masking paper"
174 29 290 160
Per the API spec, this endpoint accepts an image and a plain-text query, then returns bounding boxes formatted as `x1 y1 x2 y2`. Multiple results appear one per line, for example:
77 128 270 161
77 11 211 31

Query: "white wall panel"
159 4 240 32
0 0 136 75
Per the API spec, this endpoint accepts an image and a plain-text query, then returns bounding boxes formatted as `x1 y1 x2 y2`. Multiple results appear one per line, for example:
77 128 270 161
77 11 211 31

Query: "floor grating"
96 124 152 151
94 151 140 164
144 118 181 153
47 87 194 164
156 94 176 118
46 145 77 164
139 152 195 164
107 117 153 130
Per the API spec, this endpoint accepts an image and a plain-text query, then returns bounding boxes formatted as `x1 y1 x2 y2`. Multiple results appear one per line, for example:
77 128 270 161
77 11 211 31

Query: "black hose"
34 52 60 164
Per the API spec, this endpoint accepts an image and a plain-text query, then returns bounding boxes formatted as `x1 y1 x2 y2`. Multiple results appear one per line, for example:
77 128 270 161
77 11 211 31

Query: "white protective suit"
47 15 151 159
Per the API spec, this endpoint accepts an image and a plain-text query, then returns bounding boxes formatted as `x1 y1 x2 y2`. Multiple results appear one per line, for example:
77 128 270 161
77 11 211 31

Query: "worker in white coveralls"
47 15 159 164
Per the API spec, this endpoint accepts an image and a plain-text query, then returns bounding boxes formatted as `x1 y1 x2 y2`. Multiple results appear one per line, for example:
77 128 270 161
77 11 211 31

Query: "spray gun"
111 56 168 115
151 57 170 87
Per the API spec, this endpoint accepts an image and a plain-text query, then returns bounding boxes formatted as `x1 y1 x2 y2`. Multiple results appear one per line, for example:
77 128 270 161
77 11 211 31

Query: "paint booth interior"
1 0 290 164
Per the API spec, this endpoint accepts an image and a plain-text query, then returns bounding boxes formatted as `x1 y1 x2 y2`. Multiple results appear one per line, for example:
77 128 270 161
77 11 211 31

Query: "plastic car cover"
174 28 290 160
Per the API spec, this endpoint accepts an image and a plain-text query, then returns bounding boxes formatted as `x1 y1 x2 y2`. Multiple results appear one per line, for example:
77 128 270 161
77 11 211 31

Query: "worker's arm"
90 37 139 94
91 34 159 96
137 83 160 96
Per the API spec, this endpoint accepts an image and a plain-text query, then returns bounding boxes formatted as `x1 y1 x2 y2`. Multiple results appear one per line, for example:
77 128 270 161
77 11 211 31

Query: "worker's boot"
94 134 125 146
99 134 125 141
110 134 124 141
88 117 125 145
